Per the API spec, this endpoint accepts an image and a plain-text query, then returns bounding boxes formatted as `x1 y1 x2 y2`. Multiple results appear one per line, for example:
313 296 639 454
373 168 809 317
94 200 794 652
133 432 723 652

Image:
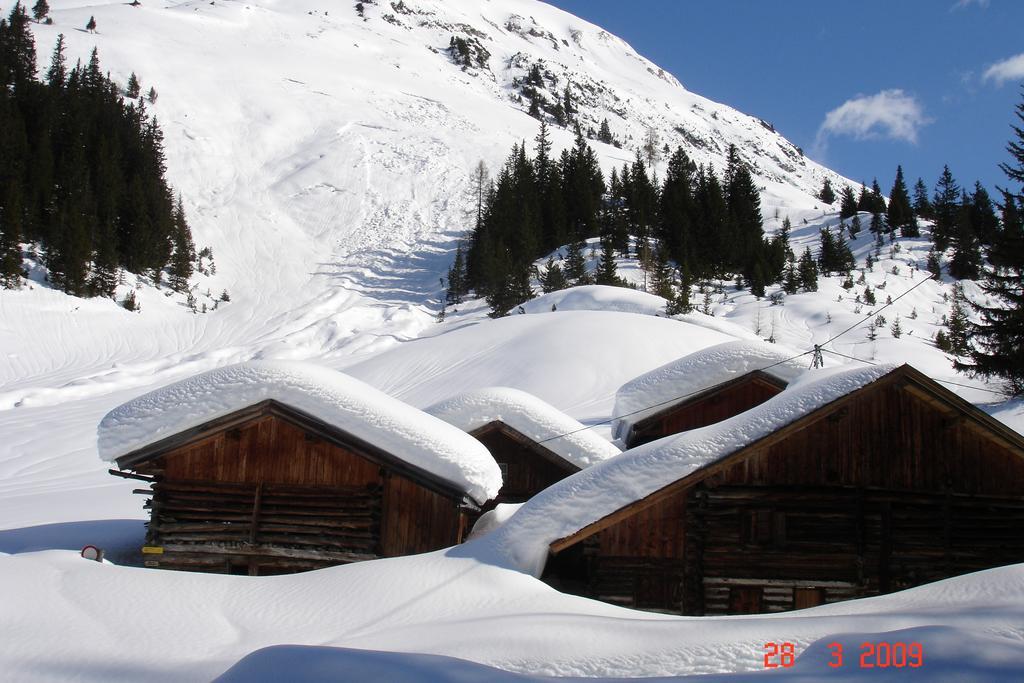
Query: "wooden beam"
158 543 378 563
250 482 263 544
109 468 156 483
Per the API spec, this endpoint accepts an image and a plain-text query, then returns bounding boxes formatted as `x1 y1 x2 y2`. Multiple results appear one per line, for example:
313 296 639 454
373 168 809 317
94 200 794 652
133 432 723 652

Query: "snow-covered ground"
2 538 1024 681
1 0 1023 680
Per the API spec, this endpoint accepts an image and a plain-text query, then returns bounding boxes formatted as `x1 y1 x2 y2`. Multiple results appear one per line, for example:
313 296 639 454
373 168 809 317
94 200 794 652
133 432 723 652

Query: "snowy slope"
2 0 850 396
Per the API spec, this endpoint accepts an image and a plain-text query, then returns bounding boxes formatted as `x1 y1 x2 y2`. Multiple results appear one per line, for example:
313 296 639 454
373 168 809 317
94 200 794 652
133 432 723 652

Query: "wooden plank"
250 482 263 544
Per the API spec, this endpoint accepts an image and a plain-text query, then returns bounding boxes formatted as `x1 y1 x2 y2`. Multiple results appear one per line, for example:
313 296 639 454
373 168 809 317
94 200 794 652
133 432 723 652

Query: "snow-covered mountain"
3 0 846 393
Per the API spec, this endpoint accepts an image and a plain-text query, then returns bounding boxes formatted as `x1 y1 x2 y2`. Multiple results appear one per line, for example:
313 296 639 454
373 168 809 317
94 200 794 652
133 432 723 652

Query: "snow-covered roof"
97 361 502 505
426 387 621 470
611 339 811 442
490 364 896 576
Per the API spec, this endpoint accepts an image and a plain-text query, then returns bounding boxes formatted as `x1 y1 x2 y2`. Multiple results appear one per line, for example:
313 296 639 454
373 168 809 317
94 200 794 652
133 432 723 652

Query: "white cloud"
982 53 1024 87
952 0 989 10
814 90 930 155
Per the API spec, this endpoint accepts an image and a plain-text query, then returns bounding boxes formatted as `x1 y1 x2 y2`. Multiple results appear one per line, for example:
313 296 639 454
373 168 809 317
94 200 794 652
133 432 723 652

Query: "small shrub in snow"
891 316 903 338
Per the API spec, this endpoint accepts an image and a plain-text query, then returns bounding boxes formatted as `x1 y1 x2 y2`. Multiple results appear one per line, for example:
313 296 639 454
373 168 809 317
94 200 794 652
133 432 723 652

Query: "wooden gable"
470 421 579 507
545 366 1024 615
626 371 788 448
116 400 473 575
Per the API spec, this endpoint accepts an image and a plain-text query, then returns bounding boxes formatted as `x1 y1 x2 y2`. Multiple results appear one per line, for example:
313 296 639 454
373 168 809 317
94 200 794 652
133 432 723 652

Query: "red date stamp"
764 641 924 669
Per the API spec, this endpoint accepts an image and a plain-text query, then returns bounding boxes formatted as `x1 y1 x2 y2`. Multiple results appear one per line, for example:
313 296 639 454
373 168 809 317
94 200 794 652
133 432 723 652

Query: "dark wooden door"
728 586 764 614
794 587 825 609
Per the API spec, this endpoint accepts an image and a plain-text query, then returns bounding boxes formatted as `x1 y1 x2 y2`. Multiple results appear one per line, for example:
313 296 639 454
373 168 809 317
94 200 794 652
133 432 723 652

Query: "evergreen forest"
0 3 195 298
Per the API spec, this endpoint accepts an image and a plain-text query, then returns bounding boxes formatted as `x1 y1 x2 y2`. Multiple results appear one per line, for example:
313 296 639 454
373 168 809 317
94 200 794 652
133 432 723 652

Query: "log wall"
554 378 1024 615
134 410 467 574
473 424 577 506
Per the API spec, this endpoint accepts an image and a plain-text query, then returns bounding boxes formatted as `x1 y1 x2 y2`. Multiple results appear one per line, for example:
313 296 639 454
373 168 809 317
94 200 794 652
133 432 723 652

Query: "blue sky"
546 0 1024 198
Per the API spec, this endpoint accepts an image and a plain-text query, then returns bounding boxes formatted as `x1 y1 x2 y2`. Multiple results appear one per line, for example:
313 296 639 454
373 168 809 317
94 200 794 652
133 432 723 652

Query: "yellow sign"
141 546 164 554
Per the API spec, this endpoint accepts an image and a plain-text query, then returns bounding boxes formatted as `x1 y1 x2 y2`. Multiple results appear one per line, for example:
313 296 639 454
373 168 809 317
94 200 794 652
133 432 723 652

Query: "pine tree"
839 185 859 219
870 212 885 242
948 191 982 279
968 181 999 247
594 236 621 285
598 118 613 145
782 258 799 294
1 3 37 86
870 178 887 215
86 15 96 32
817 225 854 275
863 284 876 306
955 92 1024 393
539 256 568 293
168 196 195 293
891 315 903 338
887 165 916 237
819 177 836 204
946 284 971 357
31 0 48 22
445 243 468 304
126 72 141 99
0 186 25 288
926 249 942 278
649 241 675 299
932 165 960 252
147 86 158 104
797 247 818 292
666 266 693 314
723 144 764 281
857 182 872 213
658 146 695 269
45 32 66 86
123 289 138 311
564 238 587 284
867 317 879 342
89 221 119 298
526 93 541 119
913 177 933 220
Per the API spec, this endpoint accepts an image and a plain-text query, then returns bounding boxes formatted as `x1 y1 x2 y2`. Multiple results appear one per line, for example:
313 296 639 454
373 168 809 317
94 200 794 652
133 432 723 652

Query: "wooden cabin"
544 365 1024 615
611 340 806 449
426 387 621 512
108 393 496 576
469 421 581 507
624 370 788 448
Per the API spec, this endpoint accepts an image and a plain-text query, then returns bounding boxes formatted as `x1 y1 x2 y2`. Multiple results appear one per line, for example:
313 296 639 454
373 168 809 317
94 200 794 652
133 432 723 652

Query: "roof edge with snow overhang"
98 361 502 505
611 339 810 442
426 387 621 470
